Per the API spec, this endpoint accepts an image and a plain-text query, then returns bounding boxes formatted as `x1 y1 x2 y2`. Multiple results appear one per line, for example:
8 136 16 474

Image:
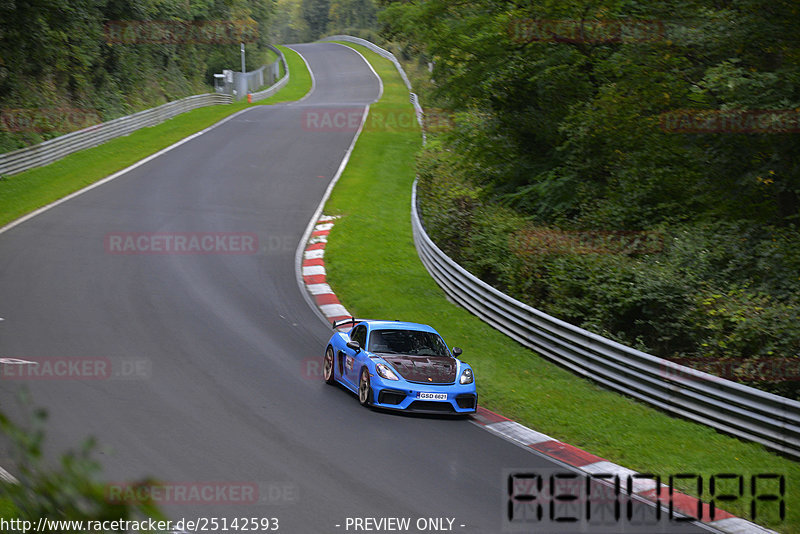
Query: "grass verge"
322 42 798 533
0 45 311 228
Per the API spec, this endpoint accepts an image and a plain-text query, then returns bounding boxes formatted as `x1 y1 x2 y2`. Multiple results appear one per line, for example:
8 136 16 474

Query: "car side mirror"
452 347 462 357
346 340 361 352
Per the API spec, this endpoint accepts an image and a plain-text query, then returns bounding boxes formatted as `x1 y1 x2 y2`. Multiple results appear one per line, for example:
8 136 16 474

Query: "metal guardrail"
0 44 295 175
321 35 425 143
0 93 232 176
411 183 800 458
249 45 290 102
328 35 800 458
323 35 414 92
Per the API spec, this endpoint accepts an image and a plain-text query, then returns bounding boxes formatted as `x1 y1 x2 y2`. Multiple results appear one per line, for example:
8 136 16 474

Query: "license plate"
417 392 447 401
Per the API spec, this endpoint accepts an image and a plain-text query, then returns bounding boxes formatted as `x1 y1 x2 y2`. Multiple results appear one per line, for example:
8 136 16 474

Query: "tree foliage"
383 0 800 226
0 0 275 152
329 0 377 34
269 0 313 44
301 0 331 39
0 403 162 529
270 0 378 41
386 0 800 396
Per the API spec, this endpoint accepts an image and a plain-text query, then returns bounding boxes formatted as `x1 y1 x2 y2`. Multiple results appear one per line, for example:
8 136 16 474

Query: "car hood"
379 354 457 384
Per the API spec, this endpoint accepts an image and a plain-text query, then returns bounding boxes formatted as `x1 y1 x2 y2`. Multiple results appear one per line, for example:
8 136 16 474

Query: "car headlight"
459 368 473 385
376 363 399 381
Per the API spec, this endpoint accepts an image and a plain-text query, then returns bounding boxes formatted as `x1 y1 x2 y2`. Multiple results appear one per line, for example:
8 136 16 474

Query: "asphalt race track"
0 43 710 533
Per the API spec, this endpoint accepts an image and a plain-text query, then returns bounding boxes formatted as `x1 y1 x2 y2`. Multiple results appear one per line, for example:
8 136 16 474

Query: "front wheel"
358 367 372 406
323 347 335 385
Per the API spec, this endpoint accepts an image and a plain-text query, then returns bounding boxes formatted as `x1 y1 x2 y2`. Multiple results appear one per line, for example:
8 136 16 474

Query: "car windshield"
368 329 450 357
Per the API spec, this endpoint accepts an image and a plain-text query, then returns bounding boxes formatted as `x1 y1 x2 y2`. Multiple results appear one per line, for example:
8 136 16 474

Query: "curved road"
0 43 709 533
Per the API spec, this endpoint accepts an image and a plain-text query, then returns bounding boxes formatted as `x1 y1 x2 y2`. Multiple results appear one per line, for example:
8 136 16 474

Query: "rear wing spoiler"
331 317 370 330
331 317 401 329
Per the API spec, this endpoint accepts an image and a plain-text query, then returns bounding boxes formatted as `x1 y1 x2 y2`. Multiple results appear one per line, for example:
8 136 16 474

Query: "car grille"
378 389 406 405
455 394 477 410
408 401 455 413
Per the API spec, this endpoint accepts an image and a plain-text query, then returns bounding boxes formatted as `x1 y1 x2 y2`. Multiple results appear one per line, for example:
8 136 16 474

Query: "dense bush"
417 142 800 398
0 403 161 528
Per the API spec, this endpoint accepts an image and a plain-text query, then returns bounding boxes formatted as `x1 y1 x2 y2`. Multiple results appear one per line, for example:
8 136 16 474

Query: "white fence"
234 45 285 100
249 45 289 102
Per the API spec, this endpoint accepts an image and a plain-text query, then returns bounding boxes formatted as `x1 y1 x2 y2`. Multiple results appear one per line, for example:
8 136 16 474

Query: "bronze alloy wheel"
323 347 335 384
358 367 372 406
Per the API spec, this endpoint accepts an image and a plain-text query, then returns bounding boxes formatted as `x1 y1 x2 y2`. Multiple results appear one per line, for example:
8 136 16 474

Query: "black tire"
358 367 372 406
323 347 336 385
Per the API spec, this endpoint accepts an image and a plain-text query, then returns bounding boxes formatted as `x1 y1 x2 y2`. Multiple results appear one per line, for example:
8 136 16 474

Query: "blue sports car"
323 318 477 414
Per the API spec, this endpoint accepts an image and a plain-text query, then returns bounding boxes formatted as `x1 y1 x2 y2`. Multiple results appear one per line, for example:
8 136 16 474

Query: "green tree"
382 0 800 394
328 0 377 33
0 0 274 152
301 0 330 39
269 0 313 44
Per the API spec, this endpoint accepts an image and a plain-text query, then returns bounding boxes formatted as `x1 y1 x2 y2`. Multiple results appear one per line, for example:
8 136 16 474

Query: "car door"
343 324 367 387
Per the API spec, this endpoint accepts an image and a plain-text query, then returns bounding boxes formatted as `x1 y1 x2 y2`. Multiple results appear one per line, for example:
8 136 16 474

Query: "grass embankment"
254 45 312 105
0 46 312 228
322 42 798 533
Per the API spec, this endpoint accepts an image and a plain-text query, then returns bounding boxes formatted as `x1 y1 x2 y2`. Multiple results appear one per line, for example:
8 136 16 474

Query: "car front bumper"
370 376 477 414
